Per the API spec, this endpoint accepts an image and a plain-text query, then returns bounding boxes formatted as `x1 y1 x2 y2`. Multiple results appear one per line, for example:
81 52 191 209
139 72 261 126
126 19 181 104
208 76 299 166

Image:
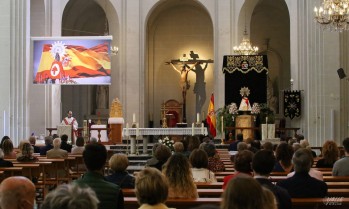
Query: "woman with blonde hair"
316 140 339 168
162 153 198 198
136 167 170 209
17 142 38 162
106 153 135 188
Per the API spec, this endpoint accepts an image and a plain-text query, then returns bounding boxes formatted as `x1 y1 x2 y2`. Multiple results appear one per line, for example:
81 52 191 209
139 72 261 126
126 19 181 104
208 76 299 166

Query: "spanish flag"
34 42 111 83
206 93 216 137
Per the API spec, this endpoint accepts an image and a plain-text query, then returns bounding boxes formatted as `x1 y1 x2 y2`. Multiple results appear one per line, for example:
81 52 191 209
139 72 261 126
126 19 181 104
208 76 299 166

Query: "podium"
235 115 254 140
57 125 73 143
261 124 275 140
108 118 124 144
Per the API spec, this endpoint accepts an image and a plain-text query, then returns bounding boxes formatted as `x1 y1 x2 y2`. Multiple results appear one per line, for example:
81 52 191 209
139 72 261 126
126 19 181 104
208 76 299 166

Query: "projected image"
33 38 111 85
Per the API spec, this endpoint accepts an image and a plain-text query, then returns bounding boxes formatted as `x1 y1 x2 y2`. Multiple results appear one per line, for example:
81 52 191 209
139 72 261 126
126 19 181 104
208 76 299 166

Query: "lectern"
57 125 72 143
108 98 124 144
235 115 254 140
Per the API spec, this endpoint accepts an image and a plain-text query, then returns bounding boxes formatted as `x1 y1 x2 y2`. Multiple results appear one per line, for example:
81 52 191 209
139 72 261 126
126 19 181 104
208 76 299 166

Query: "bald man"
0 176 36 209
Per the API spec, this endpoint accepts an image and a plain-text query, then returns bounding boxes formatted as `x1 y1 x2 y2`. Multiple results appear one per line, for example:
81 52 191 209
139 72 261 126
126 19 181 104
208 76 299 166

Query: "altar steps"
105 138 229 173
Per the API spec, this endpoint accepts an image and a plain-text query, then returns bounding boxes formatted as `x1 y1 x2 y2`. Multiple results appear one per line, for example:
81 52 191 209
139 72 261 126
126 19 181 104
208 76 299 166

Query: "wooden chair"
68 154 85 179
161 99 183 126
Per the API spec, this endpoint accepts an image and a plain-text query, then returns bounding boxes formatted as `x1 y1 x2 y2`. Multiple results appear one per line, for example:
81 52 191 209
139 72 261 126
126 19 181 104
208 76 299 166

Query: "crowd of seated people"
1 133 349 209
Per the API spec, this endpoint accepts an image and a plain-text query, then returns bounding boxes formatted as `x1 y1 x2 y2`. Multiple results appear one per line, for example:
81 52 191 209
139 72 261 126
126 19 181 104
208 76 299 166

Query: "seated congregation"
0 134 349 209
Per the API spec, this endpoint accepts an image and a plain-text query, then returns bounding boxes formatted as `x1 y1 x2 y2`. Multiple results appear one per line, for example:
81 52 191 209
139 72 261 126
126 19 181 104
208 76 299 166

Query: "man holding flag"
206 93 216 137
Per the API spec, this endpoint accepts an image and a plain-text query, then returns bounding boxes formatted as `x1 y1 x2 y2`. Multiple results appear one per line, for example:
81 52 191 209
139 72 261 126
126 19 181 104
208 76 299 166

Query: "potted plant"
216 103 238 135
258 103 275 124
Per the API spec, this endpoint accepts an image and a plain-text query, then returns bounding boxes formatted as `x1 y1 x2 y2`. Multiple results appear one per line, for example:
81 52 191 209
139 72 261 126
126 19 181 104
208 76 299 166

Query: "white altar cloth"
122 127 207 136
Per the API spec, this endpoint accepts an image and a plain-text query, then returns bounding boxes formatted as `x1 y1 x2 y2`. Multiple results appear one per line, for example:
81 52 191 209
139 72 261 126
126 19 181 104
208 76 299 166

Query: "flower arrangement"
251 103 260 115
158 136 174 151
228 103 239 115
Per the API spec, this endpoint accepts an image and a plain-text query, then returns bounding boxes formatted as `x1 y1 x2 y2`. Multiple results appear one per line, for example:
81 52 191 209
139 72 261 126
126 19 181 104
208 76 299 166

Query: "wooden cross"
165 51 214 65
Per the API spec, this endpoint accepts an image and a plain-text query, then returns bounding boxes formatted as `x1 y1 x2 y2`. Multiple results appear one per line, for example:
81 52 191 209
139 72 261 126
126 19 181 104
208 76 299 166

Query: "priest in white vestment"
61 110 78 136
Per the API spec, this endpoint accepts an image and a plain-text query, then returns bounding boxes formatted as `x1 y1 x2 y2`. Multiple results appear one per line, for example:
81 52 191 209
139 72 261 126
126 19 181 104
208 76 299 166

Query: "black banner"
222 55 268 74
284 90 301 119
223 55 268 106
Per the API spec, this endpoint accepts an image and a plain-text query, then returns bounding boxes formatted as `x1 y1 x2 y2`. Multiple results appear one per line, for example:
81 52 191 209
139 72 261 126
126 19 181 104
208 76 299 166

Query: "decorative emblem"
50 41 66 60
109 98 123 118
240 87 250 97
284 90 301 119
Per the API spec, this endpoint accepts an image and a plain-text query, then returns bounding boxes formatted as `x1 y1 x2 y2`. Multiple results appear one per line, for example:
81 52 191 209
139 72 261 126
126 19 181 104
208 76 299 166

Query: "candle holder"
125 135 130 155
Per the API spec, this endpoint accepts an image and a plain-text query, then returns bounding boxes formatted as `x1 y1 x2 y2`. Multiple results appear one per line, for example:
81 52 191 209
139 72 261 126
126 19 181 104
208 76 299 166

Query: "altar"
122 127 207 136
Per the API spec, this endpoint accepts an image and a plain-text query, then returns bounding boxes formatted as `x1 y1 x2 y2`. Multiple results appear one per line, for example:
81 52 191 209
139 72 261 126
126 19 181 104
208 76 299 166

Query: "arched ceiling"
62 0 106 36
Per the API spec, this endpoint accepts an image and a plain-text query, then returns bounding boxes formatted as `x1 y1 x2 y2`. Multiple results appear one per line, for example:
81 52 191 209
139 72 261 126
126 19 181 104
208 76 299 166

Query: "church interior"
2 1 349 208
1 0 349 147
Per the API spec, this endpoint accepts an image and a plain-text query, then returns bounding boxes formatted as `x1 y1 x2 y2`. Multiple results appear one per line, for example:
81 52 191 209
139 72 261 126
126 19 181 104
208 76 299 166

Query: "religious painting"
32 36 112 85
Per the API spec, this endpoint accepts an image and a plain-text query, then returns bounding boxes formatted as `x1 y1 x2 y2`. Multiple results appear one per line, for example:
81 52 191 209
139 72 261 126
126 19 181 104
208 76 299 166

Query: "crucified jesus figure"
169 61 199 100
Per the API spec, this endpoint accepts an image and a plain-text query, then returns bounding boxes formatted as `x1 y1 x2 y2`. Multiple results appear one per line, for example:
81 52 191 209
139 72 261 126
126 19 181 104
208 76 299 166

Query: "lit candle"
133 113 136 123
201 123 204 135
192 123 195 136
136 123 139 136
197 113 200 123
125 123 129 137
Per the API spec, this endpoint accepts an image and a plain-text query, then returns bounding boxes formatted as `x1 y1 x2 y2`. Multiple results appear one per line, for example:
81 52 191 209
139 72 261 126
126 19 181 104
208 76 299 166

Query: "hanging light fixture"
314 0 349 32
233 8 258 55
233 27 259 55
103 0 118 55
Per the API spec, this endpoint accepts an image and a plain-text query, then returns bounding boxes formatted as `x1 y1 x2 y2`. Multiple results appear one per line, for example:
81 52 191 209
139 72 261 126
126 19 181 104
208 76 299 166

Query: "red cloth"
222 172 253 189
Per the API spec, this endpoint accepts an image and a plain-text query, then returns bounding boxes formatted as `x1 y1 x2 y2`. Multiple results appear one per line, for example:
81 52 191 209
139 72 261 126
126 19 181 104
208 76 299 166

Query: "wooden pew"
125 197 349 209
195 182 223 189
195 181 349 189
123 188 224 198
292 197 349 209
327 182 349 189
328 189 349 197
124 197 220 209
268 176 349 183
0 167 23 178
124 187 349 198
217 175 349 183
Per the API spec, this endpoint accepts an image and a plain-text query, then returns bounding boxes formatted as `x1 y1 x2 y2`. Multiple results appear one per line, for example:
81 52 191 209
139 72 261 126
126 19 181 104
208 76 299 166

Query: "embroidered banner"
284 90 301 119
222 55 268 74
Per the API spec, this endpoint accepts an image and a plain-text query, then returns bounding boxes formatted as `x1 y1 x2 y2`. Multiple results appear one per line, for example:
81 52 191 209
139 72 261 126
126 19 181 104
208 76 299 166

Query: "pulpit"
57 125 73 143
108 98 124 144
235 115 254 140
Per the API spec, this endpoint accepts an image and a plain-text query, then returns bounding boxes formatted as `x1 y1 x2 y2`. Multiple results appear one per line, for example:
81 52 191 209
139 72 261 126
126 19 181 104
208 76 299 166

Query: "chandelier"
314 0 349 32
233 27 258 55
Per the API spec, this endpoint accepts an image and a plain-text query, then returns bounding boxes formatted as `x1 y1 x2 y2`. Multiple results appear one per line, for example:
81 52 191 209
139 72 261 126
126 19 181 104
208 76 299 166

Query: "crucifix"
166 51 213 123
